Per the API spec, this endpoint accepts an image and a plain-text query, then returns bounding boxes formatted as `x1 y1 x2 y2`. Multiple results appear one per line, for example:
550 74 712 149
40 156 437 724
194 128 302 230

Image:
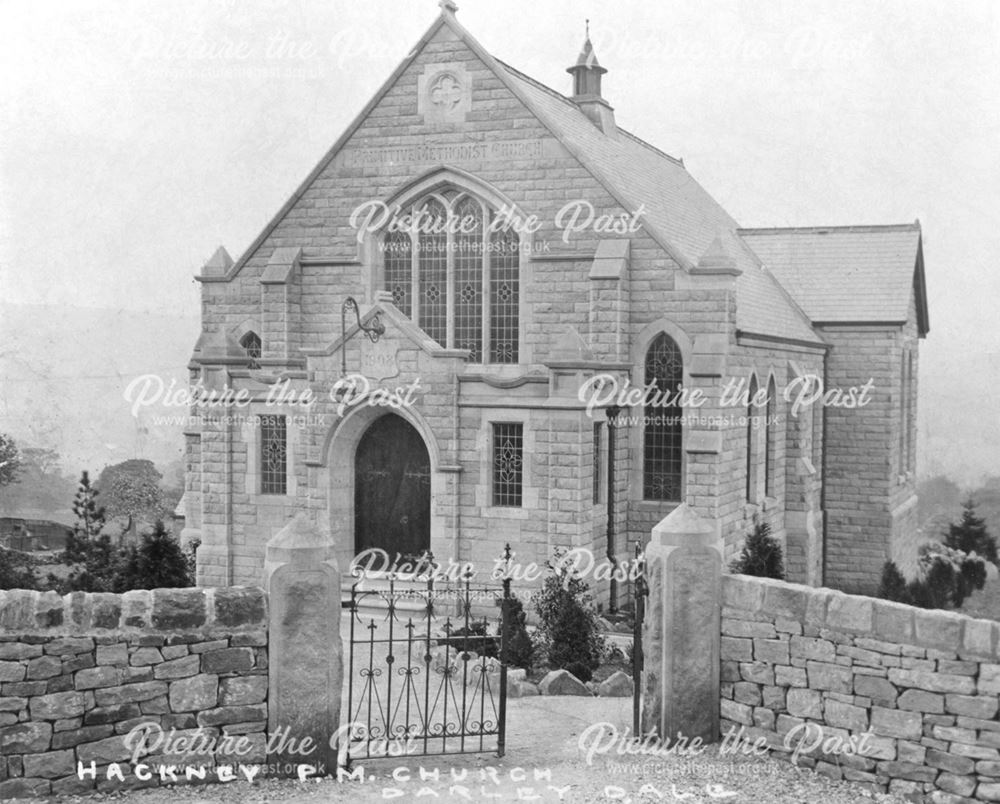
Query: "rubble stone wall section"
721 574 1000 803
0 587 267 799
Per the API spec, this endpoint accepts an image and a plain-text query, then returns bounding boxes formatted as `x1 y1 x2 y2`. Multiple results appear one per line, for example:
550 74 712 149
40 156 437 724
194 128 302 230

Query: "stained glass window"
384 230 412 316
643 334 683 501
261 415 287 495
383 190 519 364
417 198 448 347
240 331 261 370
492 422 523 507
453 196 483 360
490 226 519 364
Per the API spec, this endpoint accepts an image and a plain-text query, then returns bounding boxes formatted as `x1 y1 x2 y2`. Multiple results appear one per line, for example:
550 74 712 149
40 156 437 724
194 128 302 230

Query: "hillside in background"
0 303 198 495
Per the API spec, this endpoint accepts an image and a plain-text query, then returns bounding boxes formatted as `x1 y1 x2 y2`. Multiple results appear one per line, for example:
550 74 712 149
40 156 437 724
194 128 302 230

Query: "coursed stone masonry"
721 574 1000 803
0 587 267 798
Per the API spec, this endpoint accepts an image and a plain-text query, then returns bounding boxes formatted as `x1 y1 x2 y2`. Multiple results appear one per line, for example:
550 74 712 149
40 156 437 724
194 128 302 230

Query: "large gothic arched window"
643 333 683 501
382 190 520 363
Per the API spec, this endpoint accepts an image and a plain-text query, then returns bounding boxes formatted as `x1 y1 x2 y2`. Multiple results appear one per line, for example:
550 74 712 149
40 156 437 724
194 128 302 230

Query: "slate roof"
497 62 824 346
739 225 928 335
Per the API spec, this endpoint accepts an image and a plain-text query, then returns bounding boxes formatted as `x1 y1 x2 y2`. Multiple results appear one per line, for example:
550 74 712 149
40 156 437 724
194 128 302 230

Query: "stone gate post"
640 503 722 744
264 513 342 775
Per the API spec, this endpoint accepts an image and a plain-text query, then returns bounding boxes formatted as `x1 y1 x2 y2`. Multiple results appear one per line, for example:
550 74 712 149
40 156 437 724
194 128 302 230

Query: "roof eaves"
737 222 922 236
914 234 930 337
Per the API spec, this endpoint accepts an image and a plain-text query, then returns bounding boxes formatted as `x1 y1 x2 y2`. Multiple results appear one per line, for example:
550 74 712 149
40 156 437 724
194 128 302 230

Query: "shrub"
730 519 785 580
56 519 192 593
924 559 957 609
121 521 192 590
564 660 592 683
533 548 605 673
958 556 988 606
878 543 988 611
501 595 534 670
876 561 911 604
0 547 38 590
439 620 497 659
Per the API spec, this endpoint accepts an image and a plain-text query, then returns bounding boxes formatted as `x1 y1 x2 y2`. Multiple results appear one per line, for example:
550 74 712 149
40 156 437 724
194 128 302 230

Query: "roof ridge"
495 59 685 168
739 222 921 235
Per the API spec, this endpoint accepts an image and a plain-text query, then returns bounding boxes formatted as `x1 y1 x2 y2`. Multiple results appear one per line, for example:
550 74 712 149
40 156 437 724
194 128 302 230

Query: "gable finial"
586 18 590 39
439 0 458 13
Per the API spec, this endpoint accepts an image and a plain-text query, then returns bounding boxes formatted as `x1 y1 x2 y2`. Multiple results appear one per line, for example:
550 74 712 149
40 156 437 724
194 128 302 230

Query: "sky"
1 0 999 483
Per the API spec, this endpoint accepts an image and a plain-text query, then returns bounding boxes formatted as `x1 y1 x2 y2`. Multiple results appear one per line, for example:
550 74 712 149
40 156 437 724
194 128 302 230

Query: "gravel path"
25 697 908 804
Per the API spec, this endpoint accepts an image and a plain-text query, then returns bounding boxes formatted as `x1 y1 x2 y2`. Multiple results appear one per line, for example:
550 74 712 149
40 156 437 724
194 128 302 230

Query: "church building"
182 3 928 598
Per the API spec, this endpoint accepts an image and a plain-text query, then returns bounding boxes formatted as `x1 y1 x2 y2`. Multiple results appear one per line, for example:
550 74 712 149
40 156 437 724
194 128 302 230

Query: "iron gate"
340 547 513 767
632 542 647 737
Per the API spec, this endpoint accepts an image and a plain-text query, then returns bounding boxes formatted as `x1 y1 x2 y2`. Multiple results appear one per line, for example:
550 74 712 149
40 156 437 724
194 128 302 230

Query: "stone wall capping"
873 598 916 643
913 608 965 654
825 592 874 634
0 587 267 635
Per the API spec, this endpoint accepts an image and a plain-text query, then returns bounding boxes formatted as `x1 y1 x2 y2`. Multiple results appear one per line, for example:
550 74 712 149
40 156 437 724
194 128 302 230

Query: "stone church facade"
181 4 928 598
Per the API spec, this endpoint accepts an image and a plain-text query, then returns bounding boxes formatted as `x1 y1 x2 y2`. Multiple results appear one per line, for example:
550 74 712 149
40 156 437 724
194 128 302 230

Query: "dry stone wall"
0 587 267 799
721 574 1000 803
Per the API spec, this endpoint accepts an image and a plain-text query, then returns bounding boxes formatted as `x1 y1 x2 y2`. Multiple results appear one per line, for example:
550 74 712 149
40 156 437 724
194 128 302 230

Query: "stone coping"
0 587 267 634
723 574 998 662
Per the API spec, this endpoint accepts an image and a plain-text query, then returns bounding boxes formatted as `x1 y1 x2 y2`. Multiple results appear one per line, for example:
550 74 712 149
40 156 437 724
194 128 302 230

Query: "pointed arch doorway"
353 413 431 558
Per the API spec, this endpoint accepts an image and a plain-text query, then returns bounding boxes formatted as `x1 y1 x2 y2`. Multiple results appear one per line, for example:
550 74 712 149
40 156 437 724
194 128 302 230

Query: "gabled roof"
210 7 825 347
739 224 929 336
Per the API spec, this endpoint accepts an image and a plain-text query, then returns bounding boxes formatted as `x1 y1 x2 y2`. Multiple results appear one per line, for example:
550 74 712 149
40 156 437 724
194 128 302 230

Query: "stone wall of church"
818 324 908 595
715 341 826 582
890 291 922 580
190 22 684 586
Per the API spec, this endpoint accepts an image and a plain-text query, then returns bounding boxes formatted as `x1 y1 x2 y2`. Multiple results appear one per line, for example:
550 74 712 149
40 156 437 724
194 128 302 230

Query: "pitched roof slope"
739 224 927 333
498 63 823 345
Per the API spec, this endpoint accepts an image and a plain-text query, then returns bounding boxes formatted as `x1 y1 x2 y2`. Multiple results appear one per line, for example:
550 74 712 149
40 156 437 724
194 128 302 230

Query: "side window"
764 377 776 497
492 422 523 507
260 415 287 495
240 331 261 369
746 375 759 502
642 334 683 501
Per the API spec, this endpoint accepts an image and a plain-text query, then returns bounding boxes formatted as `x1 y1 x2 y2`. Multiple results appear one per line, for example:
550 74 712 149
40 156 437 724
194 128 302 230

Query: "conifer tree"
946 497 997 564
730 519 785 580
66 471 106 561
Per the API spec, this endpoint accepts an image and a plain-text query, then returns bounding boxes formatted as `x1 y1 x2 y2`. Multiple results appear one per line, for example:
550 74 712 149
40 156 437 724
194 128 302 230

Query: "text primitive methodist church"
180 2 929 599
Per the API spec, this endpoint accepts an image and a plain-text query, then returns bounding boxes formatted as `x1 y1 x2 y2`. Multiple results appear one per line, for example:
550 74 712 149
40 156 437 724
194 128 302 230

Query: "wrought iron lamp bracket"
341 296 386 375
